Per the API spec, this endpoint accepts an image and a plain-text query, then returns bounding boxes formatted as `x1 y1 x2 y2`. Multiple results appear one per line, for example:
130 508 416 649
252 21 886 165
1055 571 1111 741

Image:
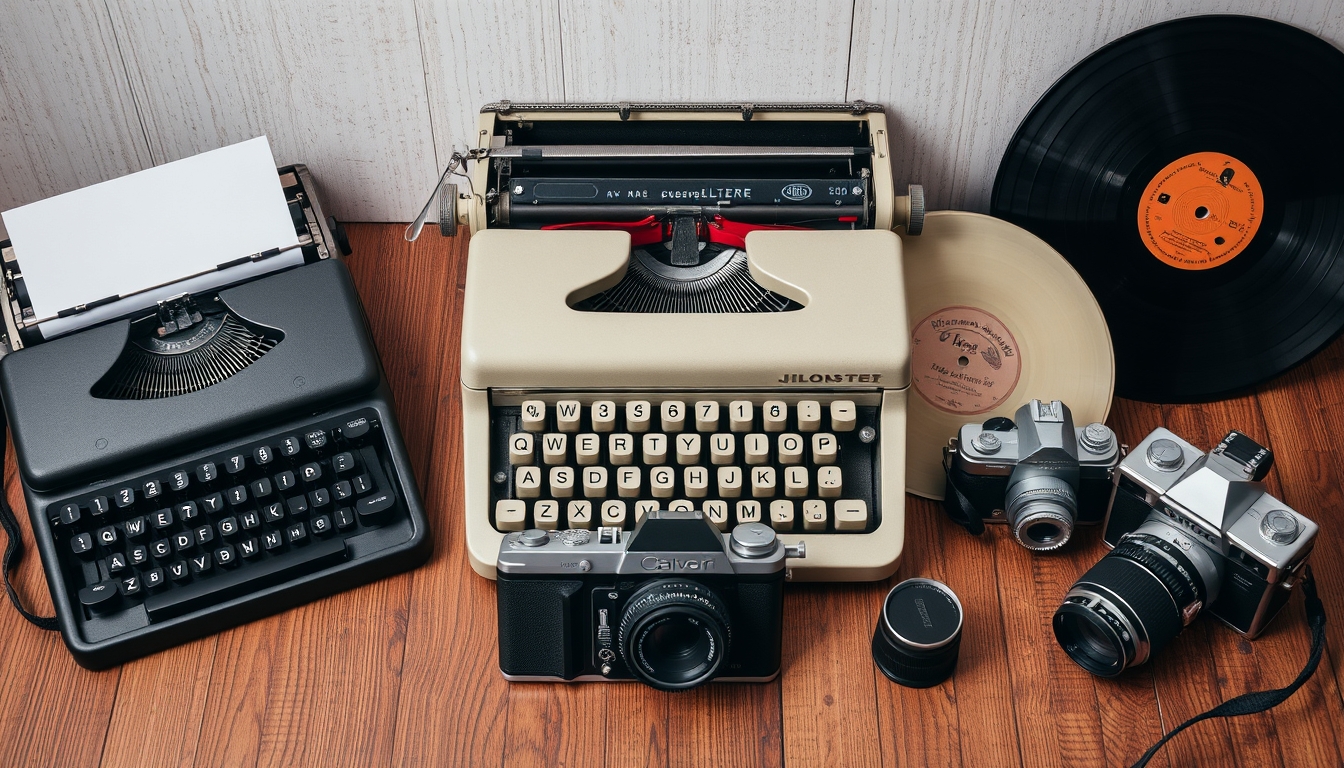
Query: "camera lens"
1053 526 1214 676
618 580 731 691
1005 475 1077 551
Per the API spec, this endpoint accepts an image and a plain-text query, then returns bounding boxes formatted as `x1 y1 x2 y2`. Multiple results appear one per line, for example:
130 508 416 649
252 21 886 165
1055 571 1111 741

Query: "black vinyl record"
992 15 1344 403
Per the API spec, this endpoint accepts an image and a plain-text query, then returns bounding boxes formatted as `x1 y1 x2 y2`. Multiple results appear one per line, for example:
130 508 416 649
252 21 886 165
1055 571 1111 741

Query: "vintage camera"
942 400 1122 551
495 510 805 690
1054 428 1319 677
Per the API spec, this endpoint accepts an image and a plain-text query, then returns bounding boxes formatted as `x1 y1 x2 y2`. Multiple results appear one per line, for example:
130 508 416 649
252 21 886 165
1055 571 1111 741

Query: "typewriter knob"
438 182 459 237
895 184 925 236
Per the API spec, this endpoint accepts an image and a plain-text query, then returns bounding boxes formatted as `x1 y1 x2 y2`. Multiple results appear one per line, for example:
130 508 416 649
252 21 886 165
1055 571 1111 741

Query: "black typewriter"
0 165 430 668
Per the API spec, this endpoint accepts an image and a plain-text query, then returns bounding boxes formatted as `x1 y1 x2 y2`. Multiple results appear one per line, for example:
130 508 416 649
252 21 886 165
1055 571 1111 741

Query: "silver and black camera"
495 510 805 691
1054 428 1319 677
942 400 1123 550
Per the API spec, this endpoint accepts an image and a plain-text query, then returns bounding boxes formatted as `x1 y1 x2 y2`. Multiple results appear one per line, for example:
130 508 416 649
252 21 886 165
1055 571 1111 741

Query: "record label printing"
910 305 1021 415
1137 152 1262 270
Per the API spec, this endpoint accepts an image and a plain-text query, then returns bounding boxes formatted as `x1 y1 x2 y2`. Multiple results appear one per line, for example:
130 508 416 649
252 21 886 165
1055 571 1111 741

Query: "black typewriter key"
119 575 143 598
144 567 165 590
143 479 163 500
311 514 333 536
169 471 190 492
225 454 246 474
285 522 309 545
226 485 247 506
357 489 395 522
172 531 194 552
304 430 328 450
308 488 331 510
89 495 110 516
262 530 284 551
175 500 199 521
240 510 260 530
79 580 120 614
58 503 81 525
238 538 261 559
218 516 239 538
250 477 273 498
188 553 212 575
262 502 285 523
332 452 355 473
196 462 218 483
123 516 147 540
129 545 149 566
342 417 371 439
96 525 118 547
194 524 215 546
275 470 296 492
70 532 94 557
214 545 238 568
279 436 301 457
253 445 274 465
201 492 225 514
299 462 322 483
352 474 373 495
151 509 173 529
107 552 128 574
333 480 353 501
115 487 135 508
151 539 172 559
286 495 310 518
334 507 356 530
168 561 190 581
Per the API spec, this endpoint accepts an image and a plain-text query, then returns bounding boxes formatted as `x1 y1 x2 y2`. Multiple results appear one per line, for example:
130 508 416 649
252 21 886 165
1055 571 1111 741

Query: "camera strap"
0 409 58 631
1131 565 1326 768
941 458 986 535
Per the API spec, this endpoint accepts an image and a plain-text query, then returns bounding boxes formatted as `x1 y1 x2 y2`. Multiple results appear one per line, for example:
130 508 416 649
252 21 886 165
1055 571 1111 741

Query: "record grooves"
992 15 1344 403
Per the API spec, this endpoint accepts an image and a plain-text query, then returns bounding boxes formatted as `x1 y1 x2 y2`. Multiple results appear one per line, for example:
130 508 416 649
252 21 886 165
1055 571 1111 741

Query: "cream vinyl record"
902 211 1115 499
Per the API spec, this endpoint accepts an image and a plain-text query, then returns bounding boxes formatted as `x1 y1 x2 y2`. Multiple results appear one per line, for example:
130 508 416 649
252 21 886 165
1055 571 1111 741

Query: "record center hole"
958 355 969 367
1215 236 1225 245
1195 206 1210 219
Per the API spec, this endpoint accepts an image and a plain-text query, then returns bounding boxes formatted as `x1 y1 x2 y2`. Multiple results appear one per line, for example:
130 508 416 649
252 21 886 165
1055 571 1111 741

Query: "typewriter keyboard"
48 408 402 623
489 395 880 535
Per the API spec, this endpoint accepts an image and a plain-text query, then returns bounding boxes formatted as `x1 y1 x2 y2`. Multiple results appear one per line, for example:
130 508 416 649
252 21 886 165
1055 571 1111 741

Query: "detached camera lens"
872 578 963 688
619 580 731 691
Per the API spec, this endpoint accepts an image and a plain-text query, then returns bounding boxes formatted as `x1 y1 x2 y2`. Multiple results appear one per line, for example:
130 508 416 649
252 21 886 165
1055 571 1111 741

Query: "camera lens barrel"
617 580 732 691
1005 475 1078 551
872 578 964 688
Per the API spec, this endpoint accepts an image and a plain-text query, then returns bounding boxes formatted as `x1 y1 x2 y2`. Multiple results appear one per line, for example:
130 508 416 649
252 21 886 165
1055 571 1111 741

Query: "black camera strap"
0 410 58 631
1131 566 1326 768
941 457 986 535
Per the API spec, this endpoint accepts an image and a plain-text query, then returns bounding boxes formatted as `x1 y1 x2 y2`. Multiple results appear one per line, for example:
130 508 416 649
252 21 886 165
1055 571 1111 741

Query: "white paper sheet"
1 136 300 321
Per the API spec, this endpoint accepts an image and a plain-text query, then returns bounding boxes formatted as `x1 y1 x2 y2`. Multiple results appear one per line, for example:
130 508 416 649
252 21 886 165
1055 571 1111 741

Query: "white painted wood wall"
1 0 1340 238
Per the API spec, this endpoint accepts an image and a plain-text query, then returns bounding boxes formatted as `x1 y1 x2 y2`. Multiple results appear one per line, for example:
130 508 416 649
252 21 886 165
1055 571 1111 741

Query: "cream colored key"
555 400 582 432
704 500 730 531
797 400 822 431
762 400 788 432
778 433 805 465
592 400 617 432
495 499 526 531
609 433 635 466
521 400 546 432
509 433 534 466
582 466 608 498
549 466 575 498
818 466 842 498
812 433 838 465
750 466 777 498
717 466 743 498
834 500 869 530
661 400 686 432
784 466 809 498
736 500 763 524
643 433 669 465
575 434 601 466
744 434 770 465
695 400 720 432
515 466 541 498
676 433 702 465
617 466 642 498
710 433 736 465
650 466 675 498
541 433 568 465
601 500 627 527
567 500 593 529
769 500 795 531
803 499 828 531
684 466 709 498
830 400 857 432
626 400 651 433
635 499 659 523
729 400 753 432
669 499 694 512
534 500 560 530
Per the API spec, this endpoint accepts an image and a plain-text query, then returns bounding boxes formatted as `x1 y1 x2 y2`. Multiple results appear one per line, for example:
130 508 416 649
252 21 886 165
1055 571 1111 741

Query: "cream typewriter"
432 101 921 581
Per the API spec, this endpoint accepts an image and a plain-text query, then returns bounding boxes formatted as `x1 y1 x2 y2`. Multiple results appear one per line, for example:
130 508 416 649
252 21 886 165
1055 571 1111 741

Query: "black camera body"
495 511 802 690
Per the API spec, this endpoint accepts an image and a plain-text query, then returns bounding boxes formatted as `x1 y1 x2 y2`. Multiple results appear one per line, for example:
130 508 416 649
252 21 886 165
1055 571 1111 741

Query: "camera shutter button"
972 432 1002 454
518 529 551 547
730 522 778 558
1146 439 1184 471
1080 423 1114 453
1259 510 1300 545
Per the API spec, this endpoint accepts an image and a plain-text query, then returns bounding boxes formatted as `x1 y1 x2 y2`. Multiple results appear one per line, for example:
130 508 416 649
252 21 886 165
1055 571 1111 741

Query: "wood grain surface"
0 223 1342 767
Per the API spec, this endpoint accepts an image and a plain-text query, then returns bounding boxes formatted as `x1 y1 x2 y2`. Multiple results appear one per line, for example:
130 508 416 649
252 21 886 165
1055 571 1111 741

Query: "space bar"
145 539 349 622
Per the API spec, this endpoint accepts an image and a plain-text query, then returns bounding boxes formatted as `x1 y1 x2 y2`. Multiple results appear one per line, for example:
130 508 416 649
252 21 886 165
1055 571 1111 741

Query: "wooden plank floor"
2 222 1342 767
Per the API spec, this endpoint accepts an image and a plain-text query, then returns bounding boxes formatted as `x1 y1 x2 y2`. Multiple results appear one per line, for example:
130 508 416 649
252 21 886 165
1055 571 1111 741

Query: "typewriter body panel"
0 166 431 668
459 103 914 583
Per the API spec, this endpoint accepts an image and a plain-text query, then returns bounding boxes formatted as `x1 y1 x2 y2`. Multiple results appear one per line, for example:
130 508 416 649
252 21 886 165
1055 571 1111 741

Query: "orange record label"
1137 152 1262 270
911 306 1021 415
